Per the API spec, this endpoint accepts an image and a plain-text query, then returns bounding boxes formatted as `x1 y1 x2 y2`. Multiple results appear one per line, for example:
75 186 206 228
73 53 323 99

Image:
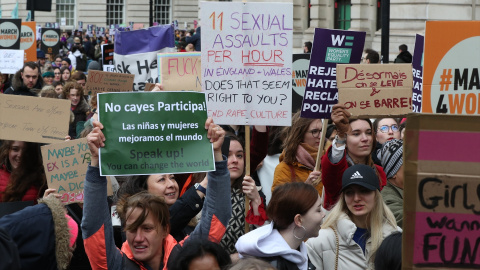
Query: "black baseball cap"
341 164 380 192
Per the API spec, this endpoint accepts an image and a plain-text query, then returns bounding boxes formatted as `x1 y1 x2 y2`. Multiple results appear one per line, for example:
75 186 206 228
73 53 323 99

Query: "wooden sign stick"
244 125 251 234
314 120 330 172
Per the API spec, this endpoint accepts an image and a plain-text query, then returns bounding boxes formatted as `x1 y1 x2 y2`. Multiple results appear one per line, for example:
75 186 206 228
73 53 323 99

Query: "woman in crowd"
42 71 55 86
82 119 231 270
53 55 63 68
53 81 64 98
60 66 72 83
236 182 325 270
321 104 387 210
272 111 323 195
307 164 400 270
0 141 47 203
63 82 90 139
221 130 269 254
167 240 231 270
53 67 62 82
372 118 401 165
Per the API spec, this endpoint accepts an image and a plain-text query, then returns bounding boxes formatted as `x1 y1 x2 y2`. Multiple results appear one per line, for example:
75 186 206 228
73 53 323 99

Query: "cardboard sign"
0 49 24 74
403 113 480 270
98 91 214 176
201 2 293 126
300 28 366 119
20 22 37 62
0 19 22 50
41 138 113 204
144 83 156 91
0 95 71 143
41 28 61 55
336 63 413 117
292 53 310 113
422 21 480 115
412 34 424 113
158 52 201 91
85 70 135 95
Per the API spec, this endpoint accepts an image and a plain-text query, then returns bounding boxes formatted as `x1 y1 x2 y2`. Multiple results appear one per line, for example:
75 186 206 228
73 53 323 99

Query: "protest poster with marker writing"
98 91 215 176
201 2 293 126
300 28 365 119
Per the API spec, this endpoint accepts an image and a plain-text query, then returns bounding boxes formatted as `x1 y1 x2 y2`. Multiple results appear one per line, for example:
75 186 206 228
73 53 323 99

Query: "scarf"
295 143 317 170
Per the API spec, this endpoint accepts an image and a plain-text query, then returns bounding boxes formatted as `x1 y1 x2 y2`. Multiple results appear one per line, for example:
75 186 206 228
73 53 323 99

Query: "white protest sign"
0 49 24 74
201 2 293 126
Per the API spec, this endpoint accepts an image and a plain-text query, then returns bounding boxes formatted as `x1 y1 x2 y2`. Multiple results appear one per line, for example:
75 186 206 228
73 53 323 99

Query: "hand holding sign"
331 104 351 136
205 117 225 161
86 121 105 167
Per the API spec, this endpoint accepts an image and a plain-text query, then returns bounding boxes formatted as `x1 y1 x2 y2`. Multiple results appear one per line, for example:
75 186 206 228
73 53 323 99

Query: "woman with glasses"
321 104 387 210
372 118 401 165
272 111 324 196
53 67 62 82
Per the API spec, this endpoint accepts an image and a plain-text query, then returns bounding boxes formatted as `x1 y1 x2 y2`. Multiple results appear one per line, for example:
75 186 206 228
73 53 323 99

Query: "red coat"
0 166 40 203
321 147 387 210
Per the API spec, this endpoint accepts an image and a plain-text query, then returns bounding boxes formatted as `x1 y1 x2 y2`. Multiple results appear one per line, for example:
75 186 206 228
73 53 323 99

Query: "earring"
293 225 307 240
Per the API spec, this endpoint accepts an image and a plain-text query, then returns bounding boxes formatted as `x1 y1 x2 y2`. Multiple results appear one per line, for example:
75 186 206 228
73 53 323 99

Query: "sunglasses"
378 124 399 133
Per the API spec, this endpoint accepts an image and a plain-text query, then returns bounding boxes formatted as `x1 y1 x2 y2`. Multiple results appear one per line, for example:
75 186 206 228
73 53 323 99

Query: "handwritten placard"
201 2 293 126
158 52 201 91
0 95 71 143
336 63 413 117
85 70 135 95
404 114 480 270
0 49 24 74
41 138 112 204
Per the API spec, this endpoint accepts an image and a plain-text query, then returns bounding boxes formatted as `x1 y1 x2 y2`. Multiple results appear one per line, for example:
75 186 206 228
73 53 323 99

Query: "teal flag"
98 91 215 176
26 11 31 22
11 1 18 19
0 6 2 18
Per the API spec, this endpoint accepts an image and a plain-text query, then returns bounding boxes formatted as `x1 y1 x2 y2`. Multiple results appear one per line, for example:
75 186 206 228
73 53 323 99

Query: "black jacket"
394 51 412 63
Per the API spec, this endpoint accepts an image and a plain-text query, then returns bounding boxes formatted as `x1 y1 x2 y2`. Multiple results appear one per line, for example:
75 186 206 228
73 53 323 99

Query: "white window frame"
56 0 76 26
107 0 125 26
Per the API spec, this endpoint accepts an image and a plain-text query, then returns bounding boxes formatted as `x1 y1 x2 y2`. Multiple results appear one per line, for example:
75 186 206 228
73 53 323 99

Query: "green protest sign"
98 91 215 176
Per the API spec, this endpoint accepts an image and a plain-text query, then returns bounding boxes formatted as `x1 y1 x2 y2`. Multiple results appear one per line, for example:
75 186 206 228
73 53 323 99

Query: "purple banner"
412 34 424 113
301 28 366 119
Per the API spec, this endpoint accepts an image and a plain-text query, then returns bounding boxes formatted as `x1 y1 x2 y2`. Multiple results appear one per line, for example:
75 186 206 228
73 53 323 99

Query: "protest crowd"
0 8 466 270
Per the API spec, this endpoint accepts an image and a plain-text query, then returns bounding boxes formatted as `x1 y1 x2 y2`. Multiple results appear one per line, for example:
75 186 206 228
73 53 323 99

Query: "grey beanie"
380 139 403 179
88 61 101 71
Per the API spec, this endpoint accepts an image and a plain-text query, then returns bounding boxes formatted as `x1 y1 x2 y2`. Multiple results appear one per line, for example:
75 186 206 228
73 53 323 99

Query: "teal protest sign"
98 91 215 176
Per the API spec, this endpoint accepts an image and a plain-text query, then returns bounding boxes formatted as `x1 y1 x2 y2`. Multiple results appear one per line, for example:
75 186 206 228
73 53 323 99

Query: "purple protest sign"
301 28 365 119
412 34 424 113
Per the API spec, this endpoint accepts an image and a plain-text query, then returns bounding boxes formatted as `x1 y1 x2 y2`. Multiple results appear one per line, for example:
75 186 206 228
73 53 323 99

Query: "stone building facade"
2 0 479 61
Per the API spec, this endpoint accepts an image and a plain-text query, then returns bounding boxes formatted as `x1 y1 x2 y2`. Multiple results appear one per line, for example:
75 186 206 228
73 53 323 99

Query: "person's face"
228 140 245 180
9 141 25 169
362 53 370 64
62 69 71 81
76 79 86 88
69 89 81 106
54 69 61 81
303 119 322 149
344 185 376 222
21 66 39 89
376 118 400 144
304 46 309 53
55 85 63 95
346 120 373 163
147 174 179 206
188 254 221 270
61 61 69 69
126 208 167 267
55 58 62 67
38 58 46 66
301 195 325 239
44 76 54 85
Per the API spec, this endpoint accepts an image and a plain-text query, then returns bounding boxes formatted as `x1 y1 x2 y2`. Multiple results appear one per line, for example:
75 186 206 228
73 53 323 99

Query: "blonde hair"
321 190 397 263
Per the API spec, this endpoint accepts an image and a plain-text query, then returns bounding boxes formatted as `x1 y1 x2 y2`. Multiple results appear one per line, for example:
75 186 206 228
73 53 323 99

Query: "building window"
107 0 124 25
154 0 171 25
56 0 75 26
334 0 351 30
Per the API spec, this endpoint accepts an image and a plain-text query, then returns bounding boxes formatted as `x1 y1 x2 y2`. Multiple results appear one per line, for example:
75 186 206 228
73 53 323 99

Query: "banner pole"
244 125 251 234
314 120 329 172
